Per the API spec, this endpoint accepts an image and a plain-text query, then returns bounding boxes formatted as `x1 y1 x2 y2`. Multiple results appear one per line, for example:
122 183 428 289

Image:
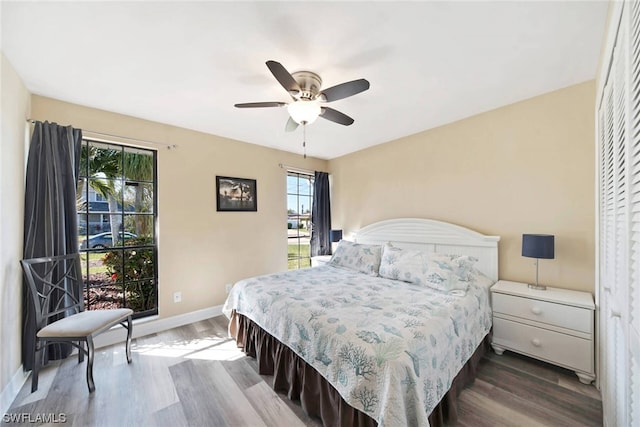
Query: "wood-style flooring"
2 315 602 426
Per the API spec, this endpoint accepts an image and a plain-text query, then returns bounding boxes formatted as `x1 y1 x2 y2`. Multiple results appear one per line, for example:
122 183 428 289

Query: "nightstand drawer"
493 317 593 373
492 292 592 334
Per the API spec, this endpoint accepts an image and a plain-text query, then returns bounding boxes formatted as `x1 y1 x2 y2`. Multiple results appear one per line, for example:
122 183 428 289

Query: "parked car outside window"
80 232 137 249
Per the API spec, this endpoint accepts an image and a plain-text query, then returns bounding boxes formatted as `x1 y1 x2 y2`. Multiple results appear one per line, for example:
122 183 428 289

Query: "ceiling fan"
234 60 370 132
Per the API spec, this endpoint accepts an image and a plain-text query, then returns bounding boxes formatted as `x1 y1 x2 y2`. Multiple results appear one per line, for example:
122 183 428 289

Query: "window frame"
77 139 158 319
287 171 314 270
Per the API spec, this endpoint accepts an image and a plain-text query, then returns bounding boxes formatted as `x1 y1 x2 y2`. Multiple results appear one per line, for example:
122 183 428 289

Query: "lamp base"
528 283 547 290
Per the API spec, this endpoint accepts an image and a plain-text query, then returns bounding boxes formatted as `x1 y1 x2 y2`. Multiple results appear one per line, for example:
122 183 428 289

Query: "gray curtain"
310 171 332 256
22 121 82 370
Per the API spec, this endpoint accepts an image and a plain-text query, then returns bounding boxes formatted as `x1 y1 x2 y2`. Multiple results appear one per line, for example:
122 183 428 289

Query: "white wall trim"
94 305 224 349
1 366 28 417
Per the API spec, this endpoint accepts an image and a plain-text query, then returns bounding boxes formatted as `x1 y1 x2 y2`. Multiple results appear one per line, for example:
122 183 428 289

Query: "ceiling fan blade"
285 117 299 132
320 107 354 126
266 60 301 96
320 79 370 102
234 102 286 108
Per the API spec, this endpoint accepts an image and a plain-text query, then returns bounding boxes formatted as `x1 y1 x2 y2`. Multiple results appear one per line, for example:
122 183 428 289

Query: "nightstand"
490 280 595 384
311 255 332 267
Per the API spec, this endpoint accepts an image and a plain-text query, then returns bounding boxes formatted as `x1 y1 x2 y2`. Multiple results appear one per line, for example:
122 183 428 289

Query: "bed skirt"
229 311 489 427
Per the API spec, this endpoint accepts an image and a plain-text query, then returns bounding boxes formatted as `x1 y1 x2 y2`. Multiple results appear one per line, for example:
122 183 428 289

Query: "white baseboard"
94 304 224 349
1 366 28 417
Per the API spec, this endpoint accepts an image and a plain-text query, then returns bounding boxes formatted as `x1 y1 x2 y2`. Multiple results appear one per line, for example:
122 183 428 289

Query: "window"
77 140 158 319
287 172 314 269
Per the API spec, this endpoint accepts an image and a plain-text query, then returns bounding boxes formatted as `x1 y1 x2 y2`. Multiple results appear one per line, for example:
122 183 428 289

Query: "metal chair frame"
21 253 133 392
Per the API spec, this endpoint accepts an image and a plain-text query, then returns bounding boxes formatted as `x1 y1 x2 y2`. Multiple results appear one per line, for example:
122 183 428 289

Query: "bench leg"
86 337 95 393
31 340 44 393
78 340 84 363
126 315 132 363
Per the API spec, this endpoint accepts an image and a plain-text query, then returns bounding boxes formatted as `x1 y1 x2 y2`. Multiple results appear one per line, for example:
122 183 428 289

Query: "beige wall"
0 68 596 400
0 53 30 400
30 96 327 318
329 81 595 294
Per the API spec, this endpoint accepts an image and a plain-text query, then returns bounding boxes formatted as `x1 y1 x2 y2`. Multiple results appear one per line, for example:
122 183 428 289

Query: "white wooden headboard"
353 218 501 282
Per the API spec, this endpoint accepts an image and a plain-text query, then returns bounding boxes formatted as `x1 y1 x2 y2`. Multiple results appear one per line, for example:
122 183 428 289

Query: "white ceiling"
1 1 608 160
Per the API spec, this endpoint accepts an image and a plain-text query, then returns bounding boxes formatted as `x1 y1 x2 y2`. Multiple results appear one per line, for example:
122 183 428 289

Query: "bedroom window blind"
596 2 640 425
287 171 314 269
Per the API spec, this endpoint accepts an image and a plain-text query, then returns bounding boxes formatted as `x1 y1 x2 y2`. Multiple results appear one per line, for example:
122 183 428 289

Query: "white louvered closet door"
629 2 640 424
597 2 640 427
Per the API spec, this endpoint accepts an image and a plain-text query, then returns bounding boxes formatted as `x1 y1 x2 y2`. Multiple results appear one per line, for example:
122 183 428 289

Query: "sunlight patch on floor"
185 339 245 361
133 336 244 360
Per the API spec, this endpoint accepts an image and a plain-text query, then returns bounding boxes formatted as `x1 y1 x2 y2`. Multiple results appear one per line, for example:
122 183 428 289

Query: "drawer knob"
531 338 542 347
610 308 622 318
531 307 542 315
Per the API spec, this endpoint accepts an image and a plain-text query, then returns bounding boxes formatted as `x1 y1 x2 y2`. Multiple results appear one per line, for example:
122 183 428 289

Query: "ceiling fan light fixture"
235 60 368 129
287 100 321 125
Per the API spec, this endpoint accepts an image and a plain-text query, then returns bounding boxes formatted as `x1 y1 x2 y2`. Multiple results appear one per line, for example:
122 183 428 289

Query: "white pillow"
427 253 478 282
378 243 478 293
379 243 430 284
422 253 478 292
328 240 382 276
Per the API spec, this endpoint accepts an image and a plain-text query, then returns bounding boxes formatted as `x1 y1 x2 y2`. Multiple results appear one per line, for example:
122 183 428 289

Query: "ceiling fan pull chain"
303 123 307 158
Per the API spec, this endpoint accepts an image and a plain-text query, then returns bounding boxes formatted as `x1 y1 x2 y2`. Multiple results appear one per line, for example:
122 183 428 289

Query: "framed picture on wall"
216 176 257 212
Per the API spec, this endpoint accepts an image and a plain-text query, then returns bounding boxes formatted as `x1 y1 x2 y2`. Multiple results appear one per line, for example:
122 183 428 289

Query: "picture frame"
216 176 257 212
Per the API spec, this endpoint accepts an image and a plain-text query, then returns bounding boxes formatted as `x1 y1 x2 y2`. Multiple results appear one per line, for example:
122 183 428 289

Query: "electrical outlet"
225 283 233 293
173 291 182 303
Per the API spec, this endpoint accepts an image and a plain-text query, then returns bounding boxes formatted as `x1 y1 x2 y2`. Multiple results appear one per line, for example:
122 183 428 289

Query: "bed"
223 218 500 426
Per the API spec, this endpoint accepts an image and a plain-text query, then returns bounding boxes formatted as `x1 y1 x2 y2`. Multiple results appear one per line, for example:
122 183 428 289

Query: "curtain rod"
279 163 323 175
26 119 178 150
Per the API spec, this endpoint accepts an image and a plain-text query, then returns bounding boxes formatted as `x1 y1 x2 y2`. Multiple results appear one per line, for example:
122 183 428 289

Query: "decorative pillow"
428 253 478 282
379 243 430 284
379 243 478 293
328 240 382 276
423 253 479 293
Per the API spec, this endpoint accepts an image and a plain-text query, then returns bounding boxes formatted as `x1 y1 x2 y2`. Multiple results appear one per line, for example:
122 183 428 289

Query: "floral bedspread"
222 265 493 427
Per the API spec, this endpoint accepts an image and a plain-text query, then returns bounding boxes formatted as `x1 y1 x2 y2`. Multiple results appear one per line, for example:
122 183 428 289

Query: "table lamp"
522 234 555 290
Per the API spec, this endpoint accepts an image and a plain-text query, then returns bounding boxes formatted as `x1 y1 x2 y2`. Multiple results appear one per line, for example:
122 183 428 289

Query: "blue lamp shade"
522 234 555 259
330 229 343 243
